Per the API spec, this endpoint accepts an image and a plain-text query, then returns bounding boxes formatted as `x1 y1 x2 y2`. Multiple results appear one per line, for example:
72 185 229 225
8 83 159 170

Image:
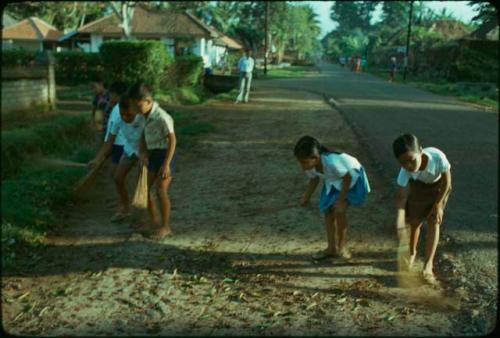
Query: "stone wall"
1 64 56 121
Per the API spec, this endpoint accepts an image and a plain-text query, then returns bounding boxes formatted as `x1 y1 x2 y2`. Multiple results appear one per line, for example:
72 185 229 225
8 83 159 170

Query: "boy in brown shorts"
393 133 452 284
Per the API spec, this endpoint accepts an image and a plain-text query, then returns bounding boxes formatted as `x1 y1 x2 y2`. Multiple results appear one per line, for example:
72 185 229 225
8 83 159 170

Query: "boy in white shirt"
128 82 176 240
393 133 452 284
89 94 146 222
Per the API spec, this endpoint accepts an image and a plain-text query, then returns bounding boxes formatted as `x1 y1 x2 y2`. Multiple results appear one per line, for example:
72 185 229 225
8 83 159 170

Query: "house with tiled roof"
58 5 242 67
2 17 62 51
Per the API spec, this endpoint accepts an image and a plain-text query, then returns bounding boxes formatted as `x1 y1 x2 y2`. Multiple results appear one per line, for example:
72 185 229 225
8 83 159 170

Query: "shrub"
54 51 104 85
1 50 38 66
100 40 172 92
160 54 204 91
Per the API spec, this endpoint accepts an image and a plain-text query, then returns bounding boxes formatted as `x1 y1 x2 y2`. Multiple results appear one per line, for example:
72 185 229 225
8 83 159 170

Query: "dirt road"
2 83 494 335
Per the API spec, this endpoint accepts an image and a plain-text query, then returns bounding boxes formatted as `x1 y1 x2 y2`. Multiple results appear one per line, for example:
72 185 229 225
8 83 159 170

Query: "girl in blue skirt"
294 136 371 260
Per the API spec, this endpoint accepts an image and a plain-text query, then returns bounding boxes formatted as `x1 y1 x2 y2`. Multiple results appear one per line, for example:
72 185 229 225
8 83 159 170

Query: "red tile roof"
77 6 215 38
2 17 62 41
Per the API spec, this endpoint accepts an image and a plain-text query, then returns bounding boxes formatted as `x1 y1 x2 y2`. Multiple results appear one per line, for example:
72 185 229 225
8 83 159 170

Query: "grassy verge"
367 69 498 111
259 65 319 80
1 114 96 269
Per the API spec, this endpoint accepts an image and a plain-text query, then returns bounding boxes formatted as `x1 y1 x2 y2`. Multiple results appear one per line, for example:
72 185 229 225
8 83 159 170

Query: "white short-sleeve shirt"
144 101 175 150
396 147 451 187
305 152 362 194
104 104 125 146
109 110 146 157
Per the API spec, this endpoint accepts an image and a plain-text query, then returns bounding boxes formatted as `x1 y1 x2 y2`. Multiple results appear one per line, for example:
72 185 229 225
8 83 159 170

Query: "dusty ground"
1 83 495 335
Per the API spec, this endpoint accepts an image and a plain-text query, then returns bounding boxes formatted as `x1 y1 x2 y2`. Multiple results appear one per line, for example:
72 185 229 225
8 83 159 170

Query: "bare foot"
338 248 352 260
148 226 172 240
407 253 417 270
312 248 337 260
422 271 438 286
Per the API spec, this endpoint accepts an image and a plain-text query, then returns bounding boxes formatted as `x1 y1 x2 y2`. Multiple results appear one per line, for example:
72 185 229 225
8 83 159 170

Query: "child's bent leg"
409 221 423 267
113 157 135 216
325 208 337 254
150 176 173 239
334 207 350 258
423 218 440 275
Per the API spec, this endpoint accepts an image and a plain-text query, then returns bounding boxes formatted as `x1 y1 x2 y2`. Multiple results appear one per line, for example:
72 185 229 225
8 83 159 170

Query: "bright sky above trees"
306 1 478 38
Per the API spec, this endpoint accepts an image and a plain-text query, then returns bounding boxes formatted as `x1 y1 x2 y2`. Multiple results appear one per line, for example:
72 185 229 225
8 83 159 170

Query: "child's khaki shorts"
405 176 450 225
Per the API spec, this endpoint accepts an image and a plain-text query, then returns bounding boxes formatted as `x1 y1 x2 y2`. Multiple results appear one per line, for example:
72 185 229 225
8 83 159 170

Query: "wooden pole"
403 1 414 81
264 1 269 75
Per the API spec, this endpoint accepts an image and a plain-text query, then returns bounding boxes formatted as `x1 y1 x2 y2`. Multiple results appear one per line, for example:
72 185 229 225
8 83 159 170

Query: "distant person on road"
356 55 362 73
235 48 255 104
393 133 452 285
294 136 371 261
349 55 356 72
389 56 397 82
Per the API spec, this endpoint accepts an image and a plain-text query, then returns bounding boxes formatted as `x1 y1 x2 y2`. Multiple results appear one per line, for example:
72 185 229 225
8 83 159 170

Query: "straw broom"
131 165 149 209
72 157 106 196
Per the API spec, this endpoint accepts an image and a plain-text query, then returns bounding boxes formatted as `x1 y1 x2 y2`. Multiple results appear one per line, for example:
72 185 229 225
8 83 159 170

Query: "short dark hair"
119 94 131 110
108 81 128 96
392 133 421 158
128 81 153 100
294 135 334 159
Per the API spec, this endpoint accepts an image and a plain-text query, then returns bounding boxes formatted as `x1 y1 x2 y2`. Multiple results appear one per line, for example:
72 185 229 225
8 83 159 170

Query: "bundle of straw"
72 158 106 196
132 165 149 209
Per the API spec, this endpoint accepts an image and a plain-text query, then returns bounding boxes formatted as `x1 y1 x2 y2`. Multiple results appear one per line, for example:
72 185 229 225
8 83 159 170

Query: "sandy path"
2 85 485 335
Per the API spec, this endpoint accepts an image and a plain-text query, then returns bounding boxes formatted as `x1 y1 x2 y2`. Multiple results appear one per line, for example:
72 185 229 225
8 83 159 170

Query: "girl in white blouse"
393 133 452 285
294 136 371 260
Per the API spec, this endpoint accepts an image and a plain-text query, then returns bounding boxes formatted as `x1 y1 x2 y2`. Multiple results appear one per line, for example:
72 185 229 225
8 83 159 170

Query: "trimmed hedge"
161 54 203 90
100 40 171 92
54 51 104 85
1 50 38 66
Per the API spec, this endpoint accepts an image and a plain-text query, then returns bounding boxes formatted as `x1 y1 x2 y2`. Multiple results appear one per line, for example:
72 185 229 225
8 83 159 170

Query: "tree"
380 1 410 29
468 0 498 25
109 1 136 39
5 2 106 32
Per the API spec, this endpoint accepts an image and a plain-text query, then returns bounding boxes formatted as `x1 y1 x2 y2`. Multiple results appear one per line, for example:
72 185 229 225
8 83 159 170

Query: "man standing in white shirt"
235 49 255 104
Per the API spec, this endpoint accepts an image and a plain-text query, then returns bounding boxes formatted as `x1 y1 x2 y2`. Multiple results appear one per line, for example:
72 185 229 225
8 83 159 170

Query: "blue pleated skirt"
319 166 370 214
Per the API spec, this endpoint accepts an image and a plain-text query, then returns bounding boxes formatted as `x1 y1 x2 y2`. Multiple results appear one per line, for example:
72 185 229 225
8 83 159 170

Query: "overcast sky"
305 1 478 38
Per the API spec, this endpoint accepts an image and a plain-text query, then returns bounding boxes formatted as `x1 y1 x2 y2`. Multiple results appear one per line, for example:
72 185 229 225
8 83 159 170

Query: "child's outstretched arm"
159 132 177 179
88 134 116 168
430 170 452 225
395 186 409 240
300 177 319 206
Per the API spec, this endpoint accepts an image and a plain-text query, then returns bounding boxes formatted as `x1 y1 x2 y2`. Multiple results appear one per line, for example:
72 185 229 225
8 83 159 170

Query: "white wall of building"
90 34 103 53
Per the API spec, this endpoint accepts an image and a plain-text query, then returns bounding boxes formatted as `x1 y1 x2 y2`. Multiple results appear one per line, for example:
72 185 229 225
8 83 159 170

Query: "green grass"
367 69 498 111
1 114 94 178
1 115 96 270
56 84 93 101
260 65 319 79
157 85 212 105
210 89 239 102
